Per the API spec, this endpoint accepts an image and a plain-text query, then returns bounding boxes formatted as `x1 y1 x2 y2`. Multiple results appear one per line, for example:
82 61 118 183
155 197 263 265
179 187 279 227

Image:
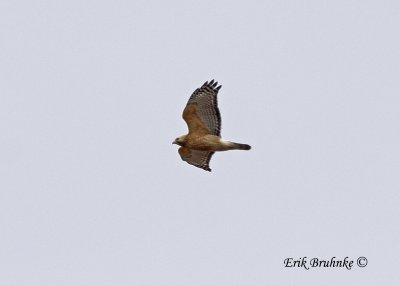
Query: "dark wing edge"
178 147 215 172
185 79 222 136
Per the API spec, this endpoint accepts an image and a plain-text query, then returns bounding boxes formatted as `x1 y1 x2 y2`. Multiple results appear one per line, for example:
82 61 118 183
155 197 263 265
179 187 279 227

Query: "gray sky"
1 0 399 285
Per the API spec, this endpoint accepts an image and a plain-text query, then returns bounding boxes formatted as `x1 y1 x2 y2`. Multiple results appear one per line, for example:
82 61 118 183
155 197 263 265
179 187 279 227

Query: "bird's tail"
231 142 251 150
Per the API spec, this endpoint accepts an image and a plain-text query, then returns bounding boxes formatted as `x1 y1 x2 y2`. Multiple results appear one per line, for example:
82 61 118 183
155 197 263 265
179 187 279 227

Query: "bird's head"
172 135 186 146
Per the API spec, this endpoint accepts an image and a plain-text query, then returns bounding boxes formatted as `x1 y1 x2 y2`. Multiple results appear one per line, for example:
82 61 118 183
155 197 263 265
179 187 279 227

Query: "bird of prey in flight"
173 80 251 171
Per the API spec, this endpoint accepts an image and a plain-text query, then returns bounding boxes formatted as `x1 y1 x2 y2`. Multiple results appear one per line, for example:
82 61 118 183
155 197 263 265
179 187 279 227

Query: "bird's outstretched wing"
182 80 222 136
178 147 214 172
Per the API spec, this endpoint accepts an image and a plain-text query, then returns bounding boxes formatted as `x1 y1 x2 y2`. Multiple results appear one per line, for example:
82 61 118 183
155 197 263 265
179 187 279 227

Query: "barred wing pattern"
183 80 222 136
178 147 214 172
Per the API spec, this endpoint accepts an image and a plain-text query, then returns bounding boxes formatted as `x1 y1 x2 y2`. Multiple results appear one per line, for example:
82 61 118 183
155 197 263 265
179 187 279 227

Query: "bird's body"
173 80 251 171
175 134 250 152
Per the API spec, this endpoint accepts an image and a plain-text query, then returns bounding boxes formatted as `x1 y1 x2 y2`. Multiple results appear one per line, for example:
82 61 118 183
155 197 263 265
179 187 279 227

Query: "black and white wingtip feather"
202 79 222 92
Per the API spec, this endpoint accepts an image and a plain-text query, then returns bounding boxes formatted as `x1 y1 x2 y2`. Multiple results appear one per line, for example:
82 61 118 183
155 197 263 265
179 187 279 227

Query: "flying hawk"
173 80 251 171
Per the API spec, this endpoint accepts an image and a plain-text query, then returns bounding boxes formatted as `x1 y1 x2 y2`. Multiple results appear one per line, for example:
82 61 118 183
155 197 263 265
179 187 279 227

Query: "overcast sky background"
1 0 399 285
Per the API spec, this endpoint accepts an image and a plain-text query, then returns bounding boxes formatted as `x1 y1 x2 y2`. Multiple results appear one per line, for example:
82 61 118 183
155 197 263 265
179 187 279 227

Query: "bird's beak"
172 140 177 145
